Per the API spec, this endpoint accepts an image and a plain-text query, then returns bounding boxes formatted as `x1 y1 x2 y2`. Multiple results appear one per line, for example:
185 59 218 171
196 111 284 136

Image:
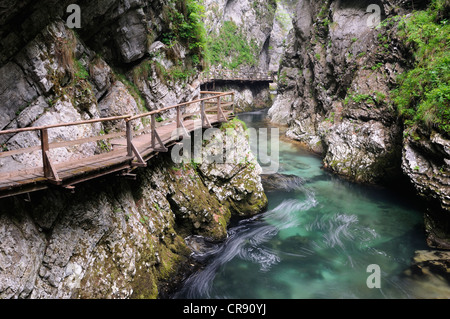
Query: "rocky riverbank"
269 0 450 249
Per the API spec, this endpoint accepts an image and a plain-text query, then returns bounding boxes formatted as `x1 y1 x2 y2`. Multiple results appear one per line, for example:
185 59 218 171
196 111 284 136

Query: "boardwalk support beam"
130 141 147 167
151 114 168 152
41 128 61 184
201 99 212 128
176 105 189 137
216 97 228 123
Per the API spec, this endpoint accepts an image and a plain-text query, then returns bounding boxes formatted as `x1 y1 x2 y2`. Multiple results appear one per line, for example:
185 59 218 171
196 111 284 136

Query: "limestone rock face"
198 119 267 217
402 131 450 249
269 0 407 184
98 81 139 131
0 121 267 299
201 0 296 108
268 0 450 248
0 1 268 299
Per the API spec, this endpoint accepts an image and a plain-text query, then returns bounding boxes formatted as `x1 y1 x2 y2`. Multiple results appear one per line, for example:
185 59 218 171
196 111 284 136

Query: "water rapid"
173 110 449 299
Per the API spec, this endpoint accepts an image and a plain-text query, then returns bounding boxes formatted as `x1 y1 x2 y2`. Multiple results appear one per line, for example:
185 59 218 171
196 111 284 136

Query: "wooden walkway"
200 70 275 85
0 91 235 199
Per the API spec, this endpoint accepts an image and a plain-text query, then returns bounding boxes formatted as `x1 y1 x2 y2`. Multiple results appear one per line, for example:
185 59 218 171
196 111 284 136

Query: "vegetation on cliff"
206 20 260 70
161 0 208 66
393 0 450 136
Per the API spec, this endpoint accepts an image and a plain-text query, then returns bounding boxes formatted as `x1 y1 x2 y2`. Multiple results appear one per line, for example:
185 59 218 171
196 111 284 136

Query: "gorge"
0 0 449 299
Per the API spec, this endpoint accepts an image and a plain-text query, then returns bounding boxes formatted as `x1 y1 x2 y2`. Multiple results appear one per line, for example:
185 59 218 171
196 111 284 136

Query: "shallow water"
173 110 449 299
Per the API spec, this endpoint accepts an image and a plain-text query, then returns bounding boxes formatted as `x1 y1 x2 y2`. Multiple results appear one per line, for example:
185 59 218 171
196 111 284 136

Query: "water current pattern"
174 110 449 299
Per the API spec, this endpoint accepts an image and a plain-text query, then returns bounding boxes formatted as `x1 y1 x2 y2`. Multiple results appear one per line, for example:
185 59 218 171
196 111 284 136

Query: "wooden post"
41 128 50 178
150 113 168 152
151 114 156 149
232 93 235 115
201 99 211 128
41 128 60 183
201 99 205 127
126 120 132 157
217 96 221 122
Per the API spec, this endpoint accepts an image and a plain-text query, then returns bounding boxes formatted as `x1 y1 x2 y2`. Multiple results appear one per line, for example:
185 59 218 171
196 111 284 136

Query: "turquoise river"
173 110 450 299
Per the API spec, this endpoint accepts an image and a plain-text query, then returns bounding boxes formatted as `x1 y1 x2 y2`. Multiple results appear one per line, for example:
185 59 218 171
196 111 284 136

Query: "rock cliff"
0 1 268 298
0 119 267 299
201 0 296 110
269 0 450 247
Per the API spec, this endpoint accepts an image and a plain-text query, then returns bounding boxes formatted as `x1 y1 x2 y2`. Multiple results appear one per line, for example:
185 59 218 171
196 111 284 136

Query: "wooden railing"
0 91 235 184
125 91 235 166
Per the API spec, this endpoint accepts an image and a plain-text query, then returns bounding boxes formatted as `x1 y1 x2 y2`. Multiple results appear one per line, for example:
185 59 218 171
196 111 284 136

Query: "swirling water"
173 110 446 299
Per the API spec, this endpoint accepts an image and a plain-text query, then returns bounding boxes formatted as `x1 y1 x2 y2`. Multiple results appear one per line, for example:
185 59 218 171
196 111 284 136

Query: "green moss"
74 59 89 80
113 70 147 112
220 117 248 131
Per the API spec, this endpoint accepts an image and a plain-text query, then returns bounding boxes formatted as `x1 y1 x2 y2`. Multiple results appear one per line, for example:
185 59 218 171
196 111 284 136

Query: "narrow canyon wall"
269 0 450 248
0 0 268 298
201 0 296 109
0 120 267 299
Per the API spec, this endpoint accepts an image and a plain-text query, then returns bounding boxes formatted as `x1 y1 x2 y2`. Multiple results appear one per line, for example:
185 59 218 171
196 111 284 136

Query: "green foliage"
393 0 450 135
161 0 207 61
154 60 197 85
74 59 89 80
220 117 248 131
206 20 259 69
371 62 384 71
344 91 387 107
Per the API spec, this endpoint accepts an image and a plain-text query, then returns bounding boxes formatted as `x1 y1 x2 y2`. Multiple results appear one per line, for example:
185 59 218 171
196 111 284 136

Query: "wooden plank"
0 131 126 159
0 167 43 179
56 153 129 177
60 162 133 187
50 131 126 150
0 145 41 158
0 184 48 199
54 149 127 170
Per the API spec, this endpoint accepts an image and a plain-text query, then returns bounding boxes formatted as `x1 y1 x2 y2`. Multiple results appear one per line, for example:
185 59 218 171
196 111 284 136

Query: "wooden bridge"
0 91 235 200
200 70 276 86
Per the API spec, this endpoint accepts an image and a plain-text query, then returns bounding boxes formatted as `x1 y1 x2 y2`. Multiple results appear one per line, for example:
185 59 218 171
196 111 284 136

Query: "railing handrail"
0 114 132 136
129 91 234 121
0 90 235 194
0 92 233 135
